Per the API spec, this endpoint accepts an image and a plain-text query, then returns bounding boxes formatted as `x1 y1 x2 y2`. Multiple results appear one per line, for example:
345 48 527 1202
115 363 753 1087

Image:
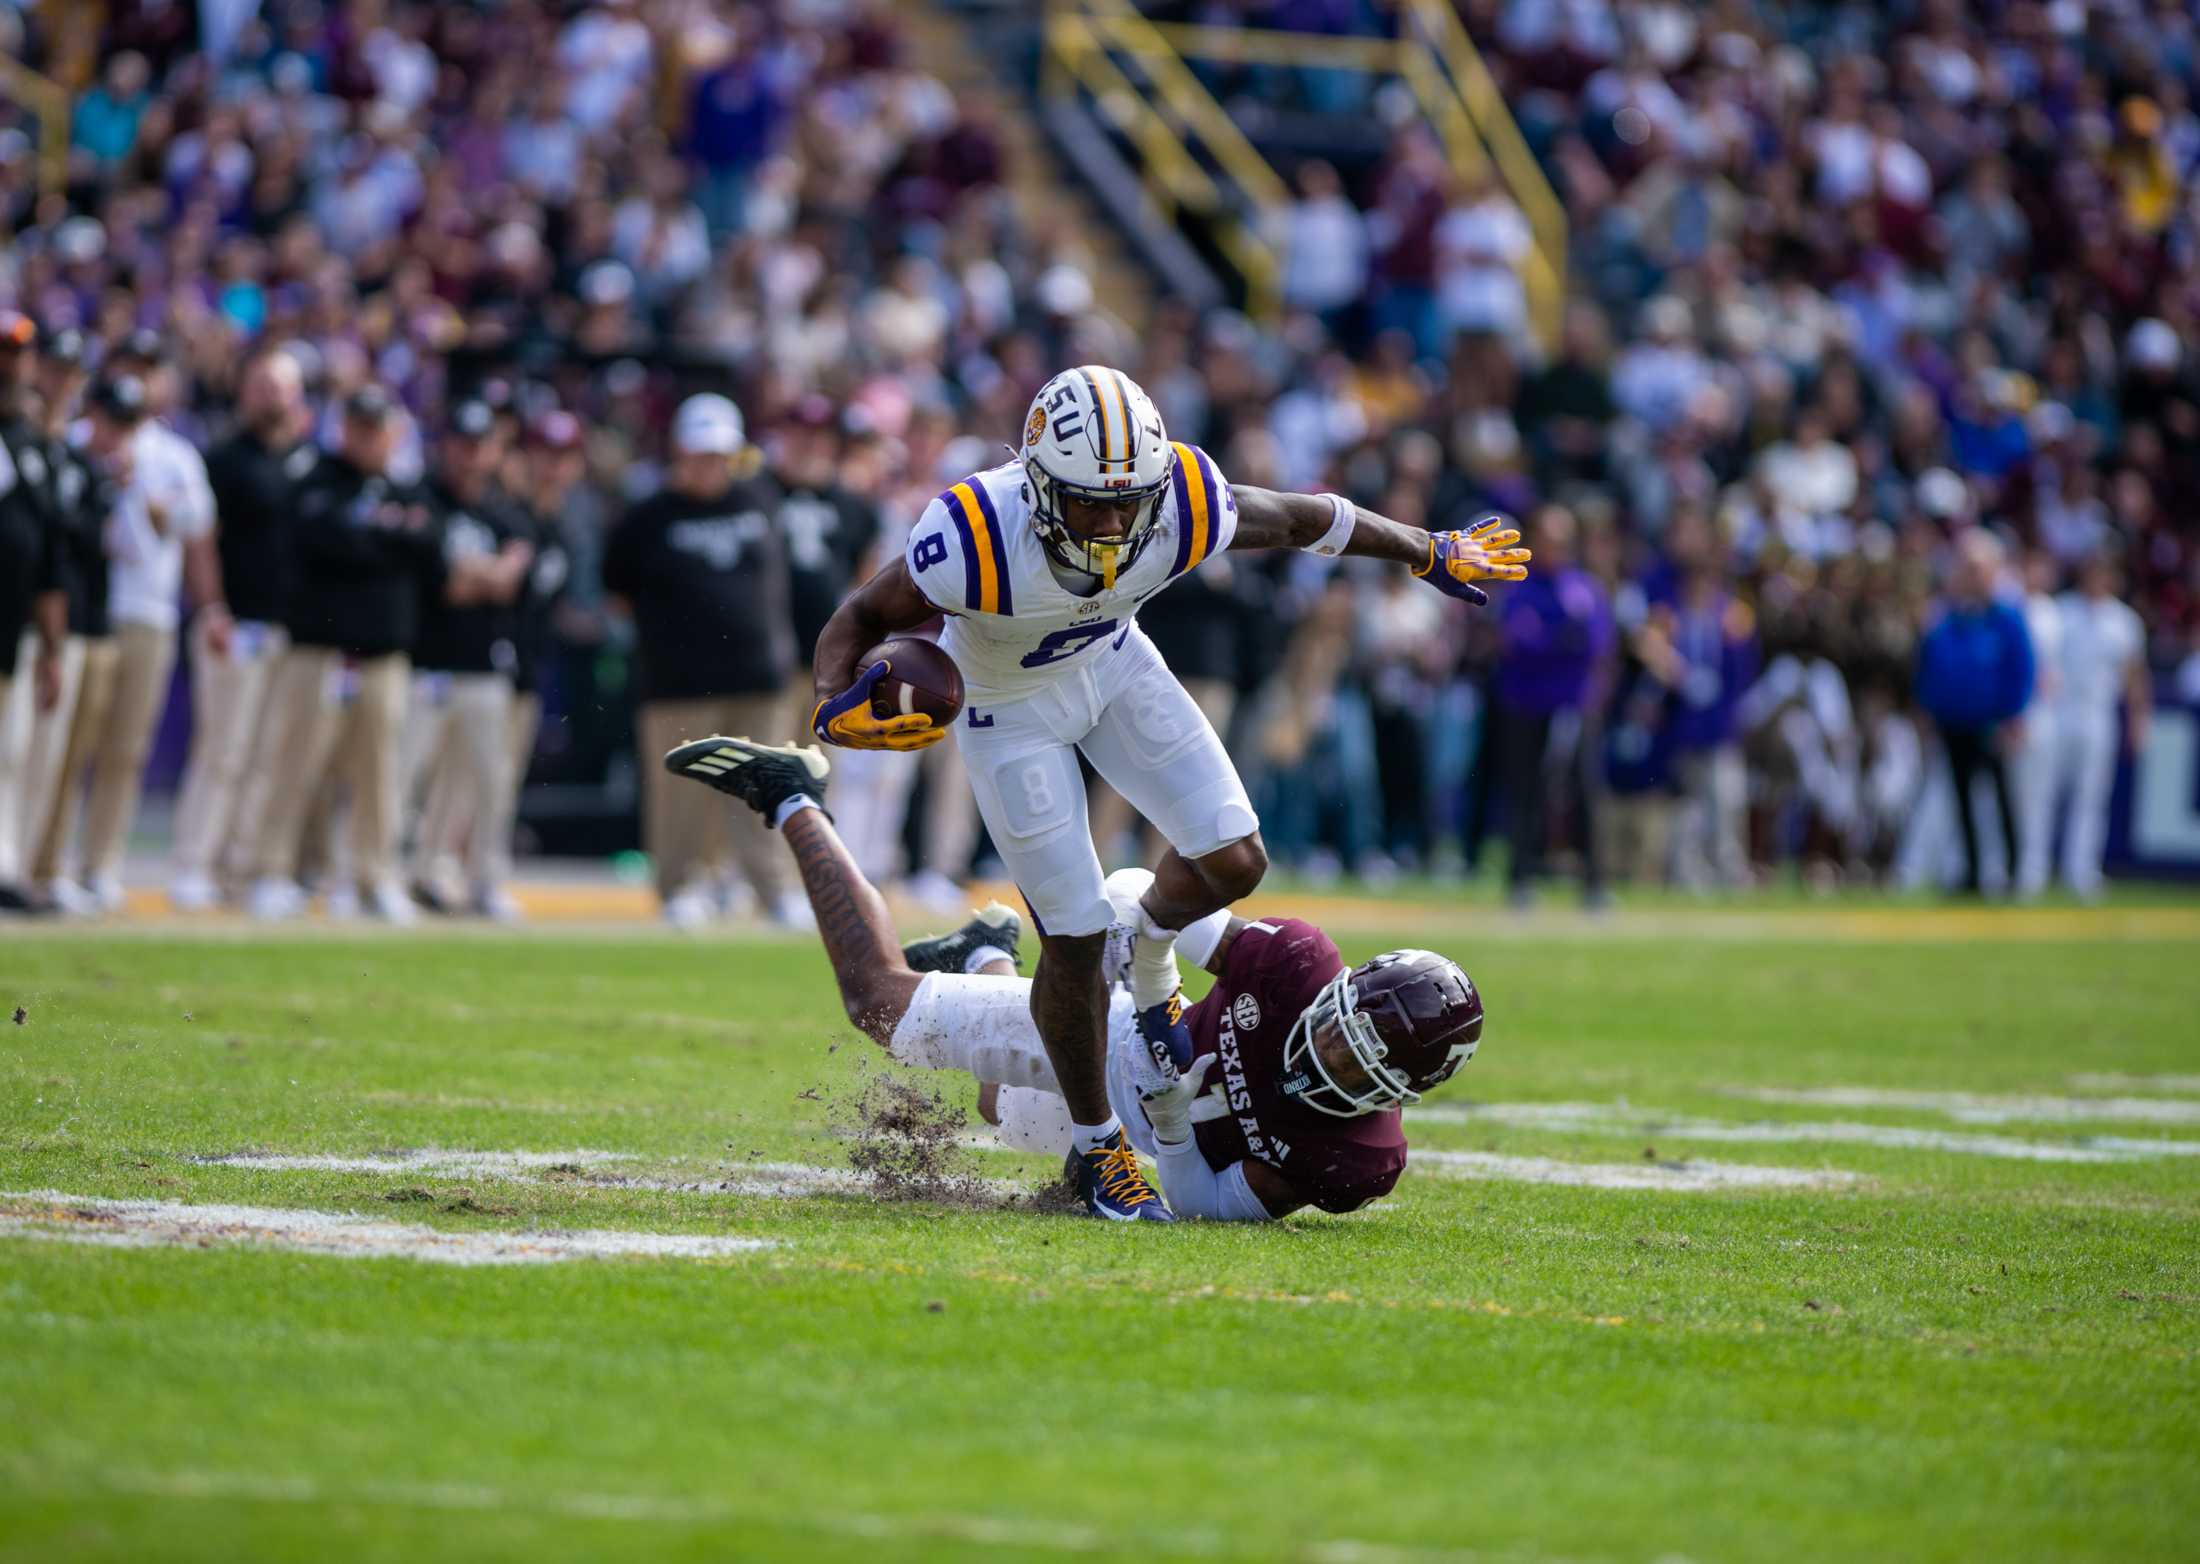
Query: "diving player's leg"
663 735 921 1041
958 705 1170 1220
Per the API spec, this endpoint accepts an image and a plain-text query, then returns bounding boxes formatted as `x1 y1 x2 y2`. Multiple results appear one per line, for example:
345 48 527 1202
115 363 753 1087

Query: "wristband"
1308 493 1356 557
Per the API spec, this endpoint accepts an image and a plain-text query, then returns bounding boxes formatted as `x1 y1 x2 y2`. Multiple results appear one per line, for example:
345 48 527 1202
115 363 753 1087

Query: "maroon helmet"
1279 949 1483 1117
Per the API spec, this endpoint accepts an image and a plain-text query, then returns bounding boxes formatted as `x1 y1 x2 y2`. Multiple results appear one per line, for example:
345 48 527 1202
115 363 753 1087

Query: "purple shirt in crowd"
1495 567 1614 715
1663 589 1760 752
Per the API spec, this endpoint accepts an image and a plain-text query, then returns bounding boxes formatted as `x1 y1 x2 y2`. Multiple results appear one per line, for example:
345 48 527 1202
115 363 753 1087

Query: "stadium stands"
0 0 2193 919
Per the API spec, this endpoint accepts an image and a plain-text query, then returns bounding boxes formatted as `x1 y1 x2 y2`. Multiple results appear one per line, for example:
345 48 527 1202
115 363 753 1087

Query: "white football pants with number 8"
954 625 1256 937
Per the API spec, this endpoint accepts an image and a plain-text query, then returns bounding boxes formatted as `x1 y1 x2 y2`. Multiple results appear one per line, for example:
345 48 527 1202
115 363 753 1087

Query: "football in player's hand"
860 637 964 728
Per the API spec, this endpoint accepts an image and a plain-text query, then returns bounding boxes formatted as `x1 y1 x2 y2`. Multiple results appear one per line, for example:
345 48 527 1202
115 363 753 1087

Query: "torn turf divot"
0 1193 775 1266
193 1148 632 1176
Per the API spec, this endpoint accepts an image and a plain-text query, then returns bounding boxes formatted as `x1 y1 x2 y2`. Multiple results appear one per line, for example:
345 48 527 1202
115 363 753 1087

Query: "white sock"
961 944 1013 974
1129 909 1181 1010
1071 1114 1123 1155
770 796 818 831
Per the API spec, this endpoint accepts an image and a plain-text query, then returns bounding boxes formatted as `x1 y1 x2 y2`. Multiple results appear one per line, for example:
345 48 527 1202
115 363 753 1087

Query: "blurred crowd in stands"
0 0 2191 923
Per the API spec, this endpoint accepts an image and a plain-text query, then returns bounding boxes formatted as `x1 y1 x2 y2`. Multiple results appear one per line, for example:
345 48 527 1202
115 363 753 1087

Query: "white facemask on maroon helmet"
1279 949 1483 1117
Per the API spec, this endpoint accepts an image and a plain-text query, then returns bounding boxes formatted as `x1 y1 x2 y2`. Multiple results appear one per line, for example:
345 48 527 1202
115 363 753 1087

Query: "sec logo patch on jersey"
1233 993 1262 1032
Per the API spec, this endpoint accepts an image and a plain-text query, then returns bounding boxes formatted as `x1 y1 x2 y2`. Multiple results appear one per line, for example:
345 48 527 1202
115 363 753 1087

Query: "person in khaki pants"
169 346 315 908
241 388 531 922
414 409 584 910
398 401 532 917
0 395 68 910
602 393 798 928
11 328 99 900
37 367 219 914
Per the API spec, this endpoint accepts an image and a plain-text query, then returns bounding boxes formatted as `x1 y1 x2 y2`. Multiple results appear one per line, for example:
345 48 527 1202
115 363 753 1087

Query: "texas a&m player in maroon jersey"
663 733 1484 1221
973 875 1479 1219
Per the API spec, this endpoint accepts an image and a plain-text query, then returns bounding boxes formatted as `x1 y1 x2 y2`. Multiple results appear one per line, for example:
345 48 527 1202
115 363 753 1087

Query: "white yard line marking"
1410 1151 1858 1193
63 1466 1521 1562
1723 1086 2200 1126
193 1148 632 1176
1412 1102 2200 1163
0 1193 774 1267
2065 1073 2200 1094
196 1146 1025 1204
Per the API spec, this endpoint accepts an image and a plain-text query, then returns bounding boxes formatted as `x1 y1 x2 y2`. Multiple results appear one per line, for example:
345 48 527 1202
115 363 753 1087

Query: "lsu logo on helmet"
1019 366 1170 588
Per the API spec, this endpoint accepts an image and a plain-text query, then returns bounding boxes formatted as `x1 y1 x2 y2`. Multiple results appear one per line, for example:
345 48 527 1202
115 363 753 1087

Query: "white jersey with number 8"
900 443 1252 939
904 446 1237 701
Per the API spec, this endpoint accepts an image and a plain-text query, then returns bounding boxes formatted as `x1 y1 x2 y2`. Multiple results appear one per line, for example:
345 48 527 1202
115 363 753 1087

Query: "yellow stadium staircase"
1034 0 1567 348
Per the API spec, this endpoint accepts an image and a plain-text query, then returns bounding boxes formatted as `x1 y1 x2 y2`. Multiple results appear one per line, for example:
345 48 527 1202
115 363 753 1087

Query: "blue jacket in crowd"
1916 600 2035 730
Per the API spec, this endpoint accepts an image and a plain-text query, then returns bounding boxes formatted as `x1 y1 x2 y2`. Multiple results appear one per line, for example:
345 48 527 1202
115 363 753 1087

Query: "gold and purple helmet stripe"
1080 365 1125 472
944 480 1014 616
1109 367 1141 467
1168 442 1220 577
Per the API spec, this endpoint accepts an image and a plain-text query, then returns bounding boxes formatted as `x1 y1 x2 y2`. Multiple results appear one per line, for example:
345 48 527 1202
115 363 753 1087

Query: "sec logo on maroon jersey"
1233 993 1262 1032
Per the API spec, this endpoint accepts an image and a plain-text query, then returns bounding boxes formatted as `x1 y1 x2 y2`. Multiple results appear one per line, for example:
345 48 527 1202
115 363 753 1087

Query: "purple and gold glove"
811 661 943 752
1413 515 1532 606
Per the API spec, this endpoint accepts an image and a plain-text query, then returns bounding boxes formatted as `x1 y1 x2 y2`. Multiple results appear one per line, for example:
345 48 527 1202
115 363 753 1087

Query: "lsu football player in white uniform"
810 366 1528 1220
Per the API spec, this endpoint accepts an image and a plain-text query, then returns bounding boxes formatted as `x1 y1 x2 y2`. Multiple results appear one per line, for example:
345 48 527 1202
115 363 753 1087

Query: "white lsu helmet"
1019 365 1169 588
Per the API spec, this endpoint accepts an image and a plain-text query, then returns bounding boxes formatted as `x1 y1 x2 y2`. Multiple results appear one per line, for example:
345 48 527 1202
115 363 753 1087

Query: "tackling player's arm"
1228 486 1531 606
809 559 945 751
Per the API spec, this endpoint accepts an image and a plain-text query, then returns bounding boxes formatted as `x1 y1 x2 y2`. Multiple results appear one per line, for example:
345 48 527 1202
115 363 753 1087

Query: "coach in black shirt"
603 392 798 926
404 400 533 915
770 395 880 669
170 344 316 907
14 330 107 903
243 387 514 923
0 318 65 910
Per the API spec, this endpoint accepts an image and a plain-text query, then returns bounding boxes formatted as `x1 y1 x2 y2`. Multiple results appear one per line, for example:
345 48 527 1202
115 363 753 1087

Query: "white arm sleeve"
1156 1139 1273 1222
1174 907 1231 971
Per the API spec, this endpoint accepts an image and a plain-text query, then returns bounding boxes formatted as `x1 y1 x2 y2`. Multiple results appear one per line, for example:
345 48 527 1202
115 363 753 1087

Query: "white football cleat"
246 877 307 921
470 887 523 924
366 882 419 926
86 874 126 915
168 872 219 912
903 868 968 915
43 878 99 917
662 888 715 931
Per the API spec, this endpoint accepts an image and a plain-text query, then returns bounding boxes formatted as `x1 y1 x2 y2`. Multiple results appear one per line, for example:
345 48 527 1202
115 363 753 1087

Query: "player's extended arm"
777 802 926 1043
809 559 946 751
1229 487 1531 606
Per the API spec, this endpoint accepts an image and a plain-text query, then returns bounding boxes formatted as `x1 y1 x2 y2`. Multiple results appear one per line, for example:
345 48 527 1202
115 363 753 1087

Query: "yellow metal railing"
0 56 70 198
1401 0 1566 350
1044 0 1284 320
1041 0 1567 350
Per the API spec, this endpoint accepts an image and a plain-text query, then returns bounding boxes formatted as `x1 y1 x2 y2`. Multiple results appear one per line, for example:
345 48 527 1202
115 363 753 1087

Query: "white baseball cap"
671 393 745 456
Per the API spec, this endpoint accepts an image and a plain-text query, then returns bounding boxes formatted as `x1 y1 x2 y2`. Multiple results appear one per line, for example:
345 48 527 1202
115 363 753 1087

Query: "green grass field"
4 904 2198 1562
